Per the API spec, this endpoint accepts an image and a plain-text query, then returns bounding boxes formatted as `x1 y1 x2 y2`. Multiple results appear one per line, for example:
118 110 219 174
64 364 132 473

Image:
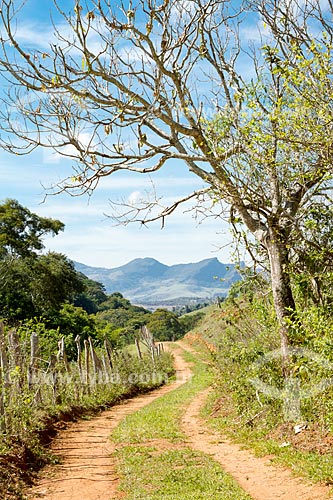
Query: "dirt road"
27 342 332 500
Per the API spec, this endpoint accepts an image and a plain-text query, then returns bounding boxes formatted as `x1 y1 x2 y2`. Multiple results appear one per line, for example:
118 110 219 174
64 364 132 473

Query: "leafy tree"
1 1 333 370
99 293 134 311
0 251 86 321
0 199 64 258
32 252 86 314
94 292 149 345
179 312 205 334
0 256 36 320
146 309 184 341
0 199 91 322
47 303 99 358
290 203 333 308
74 274 108 314
97 293 149 328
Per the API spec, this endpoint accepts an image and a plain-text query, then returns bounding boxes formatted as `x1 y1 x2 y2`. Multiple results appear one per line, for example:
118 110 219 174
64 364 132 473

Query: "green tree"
74 274 108 314
1 1 333 370
47 303 99 358
96 293 149 329
0 256 35 320
0 199 64 258
179 312 205 334
0 200 87 322
99 293 133 311
0 252 86 321
146 309 184 341
32 252 85 314
290 203 333 308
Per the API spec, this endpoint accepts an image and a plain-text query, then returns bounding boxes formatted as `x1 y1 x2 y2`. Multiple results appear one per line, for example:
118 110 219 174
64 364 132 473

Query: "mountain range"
74 257 241 308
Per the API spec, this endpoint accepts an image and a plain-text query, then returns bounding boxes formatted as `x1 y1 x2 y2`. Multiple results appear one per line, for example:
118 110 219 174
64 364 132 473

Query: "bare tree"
0 0 333 372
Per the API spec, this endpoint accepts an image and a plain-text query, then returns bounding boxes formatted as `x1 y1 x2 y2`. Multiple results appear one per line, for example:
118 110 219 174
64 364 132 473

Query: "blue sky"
0 0 258 268
0 144 233 267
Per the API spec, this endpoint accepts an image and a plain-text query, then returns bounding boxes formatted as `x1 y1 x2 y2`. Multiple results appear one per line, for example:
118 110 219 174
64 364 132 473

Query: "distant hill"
74 257 241 307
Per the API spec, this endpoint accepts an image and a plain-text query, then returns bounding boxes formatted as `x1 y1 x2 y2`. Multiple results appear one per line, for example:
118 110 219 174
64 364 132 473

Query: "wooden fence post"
84 339 90 390
0 322 7 432
8 329 24 389
135 337 142 359
140 325 156 363
48 354 58 404
29 332 41 403
8 329 22 368
75 335 83 382
88 337 103 384
57 337 70 373
104 338 114 370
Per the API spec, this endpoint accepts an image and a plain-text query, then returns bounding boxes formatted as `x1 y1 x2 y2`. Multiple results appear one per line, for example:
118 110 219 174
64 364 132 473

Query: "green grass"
112 347 212 443
125 341 149 356
115 446 252 500
112 343 251 499
181 305 213 317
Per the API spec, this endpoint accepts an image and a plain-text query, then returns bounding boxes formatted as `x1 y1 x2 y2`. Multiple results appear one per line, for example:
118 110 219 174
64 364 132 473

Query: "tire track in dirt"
27 345 191 500
180 341 333 500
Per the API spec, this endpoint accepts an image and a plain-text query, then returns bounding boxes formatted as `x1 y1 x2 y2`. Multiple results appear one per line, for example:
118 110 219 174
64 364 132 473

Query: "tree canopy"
0 198 64 258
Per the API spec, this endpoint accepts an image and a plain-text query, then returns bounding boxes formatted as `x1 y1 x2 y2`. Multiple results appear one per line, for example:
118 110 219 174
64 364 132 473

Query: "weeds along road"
27 342 332 500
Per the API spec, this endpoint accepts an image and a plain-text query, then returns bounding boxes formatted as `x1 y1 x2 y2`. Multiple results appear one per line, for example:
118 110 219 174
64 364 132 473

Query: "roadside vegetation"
186 270 333 487
0 325 174 500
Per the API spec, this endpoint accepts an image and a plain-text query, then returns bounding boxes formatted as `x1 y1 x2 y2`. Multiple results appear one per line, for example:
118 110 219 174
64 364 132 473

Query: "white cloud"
35 184 232 269
33 199 105 221
127 190 143 205
170 0 198 23
43 131 98 165
14 23 56 49
118 45 151 65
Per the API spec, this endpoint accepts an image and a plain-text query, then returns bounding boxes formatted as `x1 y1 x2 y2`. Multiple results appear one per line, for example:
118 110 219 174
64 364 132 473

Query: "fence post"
104 338 114 370
48 354 58 404
0 322 7 432
84 339 90 390
8 329 22 369
29 332 41 403
135 337 142 359
57 337 70 373
88 337 103 384
75 335 83 382
140 325 156 363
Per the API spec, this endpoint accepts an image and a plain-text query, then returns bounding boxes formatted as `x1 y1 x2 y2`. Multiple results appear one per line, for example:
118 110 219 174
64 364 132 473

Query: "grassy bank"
186 299 333 488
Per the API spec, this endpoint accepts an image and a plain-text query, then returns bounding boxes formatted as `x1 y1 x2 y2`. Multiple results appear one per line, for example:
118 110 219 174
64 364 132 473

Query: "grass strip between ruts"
111 344 252 500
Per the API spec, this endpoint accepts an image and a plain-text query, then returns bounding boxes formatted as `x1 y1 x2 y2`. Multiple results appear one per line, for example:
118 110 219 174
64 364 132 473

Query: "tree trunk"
266 229 296 377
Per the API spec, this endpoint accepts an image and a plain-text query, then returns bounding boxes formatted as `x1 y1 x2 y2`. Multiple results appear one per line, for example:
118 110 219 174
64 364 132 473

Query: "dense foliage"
190 269 333 436
0 199 64 258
